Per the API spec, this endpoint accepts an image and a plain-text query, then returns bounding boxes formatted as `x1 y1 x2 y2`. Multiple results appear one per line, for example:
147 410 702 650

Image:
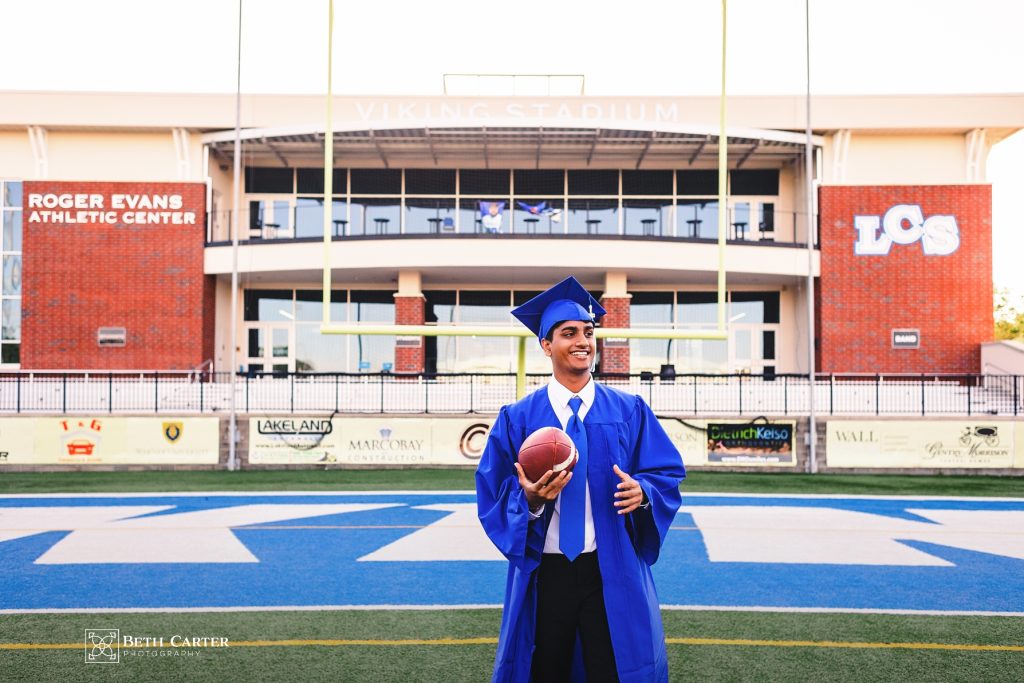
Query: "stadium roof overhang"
201 121 824 169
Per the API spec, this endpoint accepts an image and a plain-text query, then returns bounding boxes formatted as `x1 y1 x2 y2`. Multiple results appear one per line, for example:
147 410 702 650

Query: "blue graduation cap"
511 276 606 341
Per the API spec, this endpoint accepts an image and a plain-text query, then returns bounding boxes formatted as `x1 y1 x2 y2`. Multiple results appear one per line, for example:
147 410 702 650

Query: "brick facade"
21 181 209 370
394 295 425 373
818 185 992 374
598 296 631 374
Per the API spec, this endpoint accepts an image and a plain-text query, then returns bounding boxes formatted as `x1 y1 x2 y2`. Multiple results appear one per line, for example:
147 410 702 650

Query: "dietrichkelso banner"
826 420 1021 469
0 417 219 465
248 417 494 465
656 418 796 467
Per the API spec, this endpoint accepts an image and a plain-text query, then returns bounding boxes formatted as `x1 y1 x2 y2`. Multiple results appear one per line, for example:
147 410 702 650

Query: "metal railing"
0 371 1019 416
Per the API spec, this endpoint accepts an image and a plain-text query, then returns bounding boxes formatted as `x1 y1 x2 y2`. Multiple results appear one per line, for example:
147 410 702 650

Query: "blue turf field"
1 492 1022 613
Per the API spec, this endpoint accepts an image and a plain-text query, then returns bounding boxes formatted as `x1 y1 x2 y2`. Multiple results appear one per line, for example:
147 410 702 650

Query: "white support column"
172 128 192 180
603 271 628 298
965 128 987 182
27 126 48 178
830 129 850 183
397 270 423 298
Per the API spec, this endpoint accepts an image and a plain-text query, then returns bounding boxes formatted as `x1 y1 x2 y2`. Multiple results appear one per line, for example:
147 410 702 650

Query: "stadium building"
1 90 1021 379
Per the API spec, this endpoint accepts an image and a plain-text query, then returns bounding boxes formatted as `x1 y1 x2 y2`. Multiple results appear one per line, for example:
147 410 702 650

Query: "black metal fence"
0 371 1020 416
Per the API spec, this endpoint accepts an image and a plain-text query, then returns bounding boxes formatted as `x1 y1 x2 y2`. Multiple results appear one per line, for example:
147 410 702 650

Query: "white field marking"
0 506 172 543
358 504 504 562
683 506 1024 566
2 491 1023 502
1 604 1023 617
32 503 401 564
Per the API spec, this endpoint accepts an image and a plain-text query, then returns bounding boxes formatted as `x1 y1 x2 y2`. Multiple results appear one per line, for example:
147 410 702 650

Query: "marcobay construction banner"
248 417 494 465
827 420 1022 469
0 417 219 465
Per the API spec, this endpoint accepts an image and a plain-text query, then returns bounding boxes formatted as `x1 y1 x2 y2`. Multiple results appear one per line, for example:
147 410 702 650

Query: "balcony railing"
205 206 812 247
0 372 1018 417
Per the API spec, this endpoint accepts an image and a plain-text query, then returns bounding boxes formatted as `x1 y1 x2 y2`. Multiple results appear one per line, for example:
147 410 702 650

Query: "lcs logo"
853 204 960 256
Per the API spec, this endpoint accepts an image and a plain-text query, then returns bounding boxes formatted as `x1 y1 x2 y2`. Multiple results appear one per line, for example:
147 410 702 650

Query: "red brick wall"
818 185 992 374
394 295 425 373
598 296 630 374
21 181 207 370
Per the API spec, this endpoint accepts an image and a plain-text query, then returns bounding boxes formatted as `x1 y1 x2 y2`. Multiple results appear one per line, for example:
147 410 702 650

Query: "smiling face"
541 320 596 391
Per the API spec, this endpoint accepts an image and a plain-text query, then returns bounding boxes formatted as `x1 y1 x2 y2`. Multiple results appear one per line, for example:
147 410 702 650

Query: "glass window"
425 291 457 373
350 290 395 321
3 210 22 251
247 328 264 357
295 324 347 372
405 169 456 195
630 292 674 373
296 168 346 194
3 181 22 208
622 170 672 196
295 289 347 322
623 199 671 236
512 198 562 234
677 292 720 325
1 344 19 364
677 170 719 196
762 330 776 361
245 167 293 193
514 170 563 195
460 169 510 195
567 199 617 235
730 169 779 195
350 168 401 194
459 290 513 373
3 255 21 295
730 292 780 324
404 198 456 235
350 198 400 235
568 170 618 195
2 299 20 340
294 198 347 238
677 339 728 373
244 289 293 322
677 200 719 239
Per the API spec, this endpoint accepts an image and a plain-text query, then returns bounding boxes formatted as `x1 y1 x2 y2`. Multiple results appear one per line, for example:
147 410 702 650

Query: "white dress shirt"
540 376 597 555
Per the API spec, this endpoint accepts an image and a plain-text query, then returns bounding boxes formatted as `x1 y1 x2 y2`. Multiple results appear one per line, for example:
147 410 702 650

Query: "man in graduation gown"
476 276 685 682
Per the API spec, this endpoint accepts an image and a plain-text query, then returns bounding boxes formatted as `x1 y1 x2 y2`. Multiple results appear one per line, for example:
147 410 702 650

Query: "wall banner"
248 417 495 466
826 420 1019 469
0 417 219 465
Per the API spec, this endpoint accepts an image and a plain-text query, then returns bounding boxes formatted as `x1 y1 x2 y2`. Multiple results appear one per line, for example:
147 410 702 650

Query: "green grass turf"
1 468 1022 497
1 610 1021 682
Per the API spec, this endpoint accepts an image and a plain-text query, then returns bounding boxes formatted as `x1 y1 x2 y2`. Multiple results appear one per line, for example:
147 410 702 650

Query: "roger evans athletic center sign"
26 191 199 226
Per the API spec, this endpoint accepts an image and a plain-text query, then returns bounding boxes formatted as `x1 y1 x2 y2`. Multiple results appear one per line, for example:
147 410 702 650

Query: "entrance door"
244 324 294 374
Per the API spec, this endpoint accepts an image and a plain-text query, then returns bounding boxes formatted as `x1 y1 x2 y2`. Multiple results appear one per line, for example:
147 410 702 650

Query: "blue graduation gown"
476 382 685 683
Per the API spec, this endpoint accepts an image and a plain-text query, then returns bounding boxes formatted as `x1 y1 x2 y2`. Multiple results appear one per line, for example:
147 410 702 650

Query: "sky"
3 0 1023 296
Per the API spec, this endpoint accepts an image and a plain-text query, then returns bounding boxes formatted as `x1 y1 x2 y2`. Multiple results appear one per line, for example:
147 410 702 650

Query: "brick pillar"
598 296 631 375
394 295 425 373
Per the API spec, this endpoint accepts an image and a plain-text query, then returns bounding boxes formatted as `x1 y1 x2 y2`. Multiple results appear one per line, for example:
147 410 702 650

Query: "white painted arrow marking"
0 506 172 543
358 503 504 562
31 504 401 564
684 506 1024 566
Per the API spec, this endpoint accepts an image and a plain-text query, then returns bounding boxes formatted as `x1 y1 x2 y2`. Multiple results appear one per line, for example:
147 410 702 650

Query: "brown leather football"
517 426 578 483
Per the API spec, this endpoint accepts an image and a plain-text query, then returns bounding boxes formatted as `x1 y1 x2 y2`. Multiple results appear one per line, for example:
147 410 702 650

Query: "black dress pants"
532 551 619 682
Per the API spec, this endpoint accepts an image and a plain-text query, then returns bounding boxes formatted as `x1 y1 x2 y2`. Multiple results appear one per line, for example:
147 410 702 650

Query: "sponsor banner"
826 420 1018 469
706 421 796 466
1018 422 1024 468
0 417 219 465
248 417 495 466
657 418 796 467
656 418 707 467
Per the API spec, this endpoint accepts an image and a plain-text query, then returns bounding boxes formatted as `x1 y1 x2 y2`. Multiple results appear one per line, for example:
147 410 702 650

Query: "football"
517 426 578 483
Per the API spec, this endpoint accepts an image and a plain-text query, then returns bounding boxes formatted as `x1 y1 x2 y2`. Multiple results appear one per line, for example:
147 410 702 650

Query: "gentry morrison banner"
827 420 1021 469
0 417 219 465
248 417 493 465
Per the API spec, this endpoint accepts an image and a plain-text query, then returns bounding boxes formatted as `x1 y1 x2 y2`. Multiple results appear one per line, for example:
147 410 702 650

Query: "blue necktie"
560 395 588 561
